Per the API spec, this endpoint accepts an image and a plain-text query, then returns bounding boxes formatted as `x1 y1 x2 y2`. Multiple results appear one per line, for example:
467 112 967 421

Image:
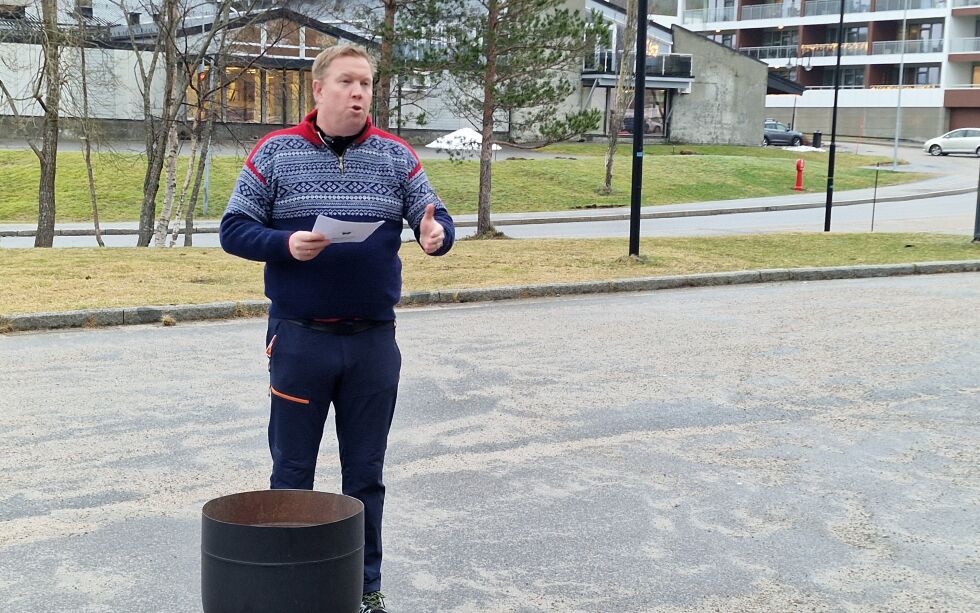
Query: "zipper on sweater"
338 153 345 175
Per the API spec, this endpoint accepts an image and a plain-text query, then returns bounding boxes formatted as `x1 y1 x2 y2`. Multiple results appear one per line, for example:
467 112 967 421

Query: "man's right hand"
289 231 330 261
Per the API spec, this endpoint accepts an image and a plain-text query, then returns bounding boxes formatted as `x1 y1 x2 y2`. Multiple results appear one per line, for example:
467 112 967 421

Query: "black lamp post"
973 159 980 242
824 0 846 232
629 0 648 257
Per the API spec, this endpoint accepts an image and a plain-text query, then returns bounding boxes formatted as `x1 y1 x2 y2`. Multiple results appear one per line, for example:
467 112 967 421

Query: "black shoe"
360 590 388 613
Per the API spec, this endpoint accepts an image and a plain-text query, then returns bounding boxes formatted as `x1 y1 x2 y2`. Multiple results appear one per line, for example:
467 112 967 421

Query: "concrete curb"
3 260 978 333
0 186 974 238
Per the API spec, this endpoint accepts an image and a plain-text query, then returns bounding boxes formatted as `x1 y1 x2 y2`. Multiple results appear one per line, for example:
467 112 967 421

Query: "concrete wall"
0 43 164 121
669 26 767 146
766 88 949 141
763 107 949 143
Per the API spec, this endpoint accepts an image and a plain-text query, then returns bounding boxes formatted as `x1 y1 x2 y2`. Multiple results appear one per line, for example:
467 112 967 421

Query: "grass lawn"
1 233 976 316
0 144 926 223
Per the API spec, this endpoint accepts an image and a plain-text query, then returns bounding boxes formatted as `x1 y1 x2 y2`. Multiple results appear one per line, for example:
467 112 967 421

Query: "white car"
924 128 980 157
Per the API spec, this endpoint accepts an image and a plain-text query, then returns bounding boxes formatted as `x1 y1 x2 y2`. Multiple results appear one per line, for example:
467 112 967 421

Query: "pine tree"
420 0 607 236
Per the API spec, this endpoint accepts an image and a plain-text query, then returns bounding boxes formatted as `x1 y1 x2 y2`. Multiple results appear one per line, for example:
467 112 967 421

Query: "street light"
629 0 649 257
785 49 813 130
974 159 980 243
824 0 846 232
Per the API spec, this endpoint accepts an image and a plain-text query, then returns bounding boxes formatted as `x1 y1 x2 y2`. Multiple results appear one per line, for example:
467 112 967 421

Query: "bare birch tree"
156 4 298 246
75 14 104 246
601 0 636 195
0 0 65 247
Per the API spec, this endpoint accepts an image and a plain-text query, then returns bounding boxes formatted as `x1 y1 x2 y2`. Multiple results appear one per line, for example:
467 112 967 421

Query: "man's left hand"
419 203 445 254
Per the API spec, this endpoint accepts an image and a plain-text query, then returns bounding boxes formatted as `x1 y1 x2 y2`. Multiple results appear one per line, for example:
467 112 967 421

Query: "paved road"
1 274 978 612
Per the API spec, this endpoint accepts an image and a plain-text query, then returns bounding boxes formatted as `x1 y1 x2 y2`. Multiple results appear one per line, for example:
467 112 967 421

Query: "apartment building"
674 0 980 141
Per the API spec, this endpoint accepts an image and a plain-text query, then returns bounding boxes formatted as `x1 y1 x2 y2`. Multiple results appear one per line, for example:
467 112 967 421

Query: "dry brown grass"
2 234 978 315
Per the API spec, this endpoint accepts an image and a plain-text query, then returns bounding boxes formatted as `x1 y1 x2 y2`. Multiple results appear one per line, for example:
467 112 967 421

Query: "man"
220 44 454 613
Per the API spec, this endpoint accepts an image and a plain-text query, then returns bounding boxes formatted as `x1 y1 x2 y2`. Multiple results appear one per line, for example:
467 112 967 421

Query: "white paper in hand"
312 215 385 243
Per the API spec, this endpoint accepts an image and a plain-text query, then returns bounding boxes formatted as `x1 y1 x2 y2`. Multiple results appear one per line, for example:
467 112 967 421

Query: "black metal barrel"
202 490 364 613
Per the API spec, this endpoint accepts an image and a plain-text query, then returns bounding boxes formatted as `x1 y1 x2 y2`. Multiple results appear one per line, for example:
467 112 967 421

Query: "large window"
224 67 260 123
708 32 735 47
823 67 864 87
286 71 301 124
266 69 285 124
906 65 940 85
764 28 797 47
827 26 868 43
907 22 943 41
195 67 314 125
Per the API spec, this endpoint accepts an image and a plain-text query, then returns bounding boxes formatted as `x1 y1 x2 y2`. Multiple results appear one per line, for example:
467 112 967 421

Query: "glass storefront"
187 66 314 125
224 67 260 123
266 68 285 125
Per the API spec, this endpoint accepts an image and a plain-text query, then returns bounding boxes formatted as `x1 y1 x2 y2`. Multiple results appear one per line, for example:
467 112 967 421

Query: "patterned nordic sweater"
220 111 455 321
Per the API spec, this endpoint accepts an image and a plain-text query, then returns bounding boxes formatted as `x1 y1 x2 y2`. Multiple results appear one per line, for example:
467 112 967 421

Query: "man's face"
312 55 373 137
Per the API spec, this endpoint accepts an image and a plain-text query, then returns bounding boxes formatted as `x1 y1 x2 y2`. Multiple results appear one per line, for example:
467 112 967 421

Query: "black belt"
286 319 391 336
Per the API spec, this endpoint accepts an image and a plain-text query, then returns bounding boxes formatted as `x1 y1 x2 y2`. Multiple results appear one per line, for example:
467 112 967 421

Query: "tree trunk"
34 0 61 248
185 58 222 247
77 22 104 247
602 0 637 195
182 123 213 247
168 126 201 246
375 0 396 130
154 122 181 246
138 0 179 247
476 0 499 237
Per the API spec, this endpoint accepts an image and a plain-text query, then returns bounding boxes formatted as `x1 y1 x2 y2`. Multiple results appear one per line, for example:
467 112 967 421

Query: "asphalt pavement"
1 274 978 612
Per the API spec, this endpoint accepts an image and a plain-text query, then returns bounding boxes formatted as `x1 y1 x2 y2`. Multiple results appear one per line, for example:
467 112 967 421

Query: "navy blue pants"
265 317 401 594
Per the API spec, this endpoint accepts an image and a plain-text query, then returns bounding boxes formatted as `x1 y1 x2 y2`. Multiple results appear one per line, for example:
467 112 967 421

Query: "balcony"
870 39 944 54
803 0 871 15
583 51 694 79
740 3 802 19
950 37 980 52
801 42 869 56
680 6 736 24
739 45 798 59
873 0 946 9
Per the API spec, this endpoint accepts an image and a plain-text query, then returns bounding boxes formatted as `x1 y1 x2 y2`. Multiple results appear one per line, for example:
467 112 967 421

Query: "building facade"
0 0 766 146
675 0 980 141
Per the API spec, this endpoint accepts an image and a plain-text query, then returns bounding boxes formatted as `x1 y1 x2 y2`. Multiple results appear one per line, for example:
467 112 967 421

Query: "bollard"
794 158 805 191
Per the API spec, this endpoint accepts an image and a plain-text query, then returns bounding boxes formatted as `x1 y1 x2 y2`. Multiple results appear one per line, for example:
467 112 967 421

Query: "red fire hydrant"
793 158 805 191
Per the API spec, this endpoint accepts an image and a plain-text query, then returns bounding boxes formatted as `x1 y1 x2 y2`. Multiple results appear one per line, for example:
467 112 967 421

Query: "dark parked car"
763 120 804 147
620 115 663 135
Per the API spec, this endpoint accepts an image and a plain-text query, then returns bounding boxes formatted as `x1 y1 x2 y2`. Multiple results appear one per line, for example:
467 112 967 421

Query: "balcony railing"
584 51 693 78
950 37 980 52
869 83 940 89
739 45 799 59
870 39 944 54
680 6 736 23
874 0 946 10
801 42 869 56
740 3 803 19
803 0 871 15
951 0 980 6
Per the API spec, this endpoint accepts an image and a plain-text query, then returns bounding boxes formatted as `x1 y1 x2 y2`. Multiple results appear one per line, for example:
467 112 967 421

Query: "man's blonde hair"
311 44 375 82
